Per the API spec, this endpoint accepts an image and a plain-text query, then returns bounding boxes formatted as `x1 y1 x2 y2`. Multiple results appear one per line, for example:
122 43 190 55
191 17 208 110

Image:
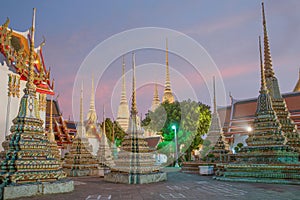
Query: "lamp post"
172 125 179 167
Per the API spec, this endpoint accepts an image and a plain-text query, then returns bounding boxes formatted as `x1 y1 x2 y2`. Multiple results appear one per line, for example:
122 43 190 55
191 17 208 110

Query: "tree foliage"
142 99 211 161
100 118 126 147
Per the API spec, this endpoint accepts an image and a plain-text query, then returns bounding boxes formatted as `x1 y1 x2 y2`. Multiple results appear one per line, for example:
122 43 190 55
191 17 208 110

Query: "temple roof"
218 92 300 129
0 18 54 95
144 136 161 149
46 99 61 116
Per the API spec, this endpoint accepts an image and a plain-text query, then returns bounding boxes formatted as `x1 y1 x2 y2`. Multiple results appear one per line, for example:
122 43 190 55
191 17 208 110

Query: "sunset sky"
2 0 300 121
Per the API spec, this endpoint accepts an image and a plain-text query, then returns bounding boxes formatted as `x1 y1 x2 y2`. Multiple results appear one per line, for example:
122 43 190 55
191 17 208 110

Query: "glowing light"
246 126 252 132
171 125 176 130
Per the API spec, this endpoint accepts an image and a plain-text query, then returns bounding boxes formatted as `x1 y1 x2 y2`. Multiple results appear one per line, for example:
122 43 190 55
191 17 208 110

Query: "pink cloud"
220 62 257 79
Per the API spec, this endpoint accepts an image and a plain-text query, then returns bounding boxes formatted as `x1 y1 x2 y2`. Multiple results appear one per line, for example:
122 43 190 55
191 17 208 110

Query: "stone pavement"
16 169 300 200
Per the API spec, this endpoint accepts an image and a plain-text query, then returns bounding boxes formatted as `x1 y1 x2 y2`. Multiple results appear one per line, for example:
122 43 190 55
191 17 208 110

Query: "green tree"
142 99 211 162
100 118 126 147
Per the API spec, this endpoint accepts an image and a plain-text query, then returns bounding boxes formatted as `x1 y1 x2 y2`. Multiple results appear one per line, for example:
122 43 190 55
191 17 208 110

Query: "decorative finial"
162 38 175 103
3 17 10 28
213 76 217 113
259 36 267 92
26 8 37 93
131 52 138 116
39 35 46 49
166 38 169 67
262 1 274 78
165 38 170 86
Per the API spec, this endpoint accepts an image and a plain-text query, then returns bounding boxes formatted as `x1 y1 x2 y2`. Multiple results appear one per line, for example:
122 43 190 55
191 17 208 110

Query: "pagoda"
162 39 175 103
62 83 99 176
204 77 229 162
96 106 114 176
105 53 167 184
151 83 160 111
261 2 300 151
116 56 130 131
47 95 61 161
214 37 300 185
0 8 73 199
85 76 100 155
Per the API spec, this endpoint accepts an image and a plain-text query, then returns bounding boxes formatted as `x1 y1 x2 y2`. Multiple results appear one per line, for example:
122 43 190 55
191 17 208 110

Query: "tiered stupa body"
0 9 73 199
116 56 130 131
261 2 300 151
162 39 175 103
96 107 114 176
205 77 229 161
105 53 167 184
215 37 300 184
85 76 100 155
63 84 99 176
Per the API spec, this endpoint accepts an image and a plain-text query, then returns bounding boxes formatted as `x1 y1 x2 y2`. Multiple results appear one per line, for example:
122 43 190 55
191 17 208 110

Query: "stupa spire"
162 38 174 103
86 75 97 121
80 82 84 125
151 82 160 111
259 36 267 93
204 76 229 159
116 56 130 131
213 76 217 113
262 1 274 78
121 56 127 101
255 36 276 119
77 82 86 138
103 105 106 134
131 52 138 116
26 8 36 94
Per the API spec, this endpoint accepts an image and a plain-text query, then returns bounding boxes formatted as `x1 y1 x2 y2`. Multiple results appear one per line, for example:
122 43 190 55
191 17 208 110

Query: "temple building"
0 13 54 150
162 39 175 103
218 2 300 151
105 53 167 184
116 56 130 131
0 8 73 199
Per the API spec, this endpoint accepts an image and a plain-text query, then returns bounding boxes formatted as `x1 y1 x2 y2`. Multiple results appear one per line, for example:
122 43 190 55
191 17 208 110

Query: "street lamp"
171 125 179 168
